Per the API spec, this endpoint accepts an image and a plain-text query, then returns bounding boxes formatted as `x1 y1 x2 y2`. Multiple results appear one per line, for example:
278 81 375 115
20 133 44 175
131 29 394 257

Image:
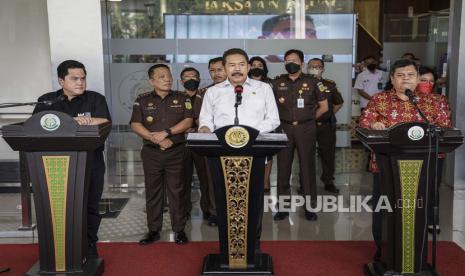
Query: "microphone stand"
0 101 55 109
234 102 239 125
408 94 440 276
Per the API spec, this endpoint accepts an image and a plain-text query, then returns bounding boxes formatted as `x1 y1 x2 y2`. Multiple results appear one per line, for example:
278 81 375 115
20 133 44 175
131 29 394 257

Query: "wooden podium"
187 125 287 275
356 122 463 276
2 111 111 275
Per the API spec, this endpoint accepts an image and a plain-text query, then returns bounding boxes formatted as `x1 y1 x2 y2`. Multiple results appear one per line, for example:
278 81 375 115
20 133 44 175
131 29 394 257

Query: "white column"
47 0 105 94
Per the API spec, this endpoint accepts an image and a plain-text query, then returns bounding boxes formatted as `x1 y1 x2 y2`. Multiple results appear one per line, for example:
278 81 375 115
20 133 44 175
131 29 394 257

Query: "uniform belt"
144 141 184 151
282 119 313 126
316 120 331 126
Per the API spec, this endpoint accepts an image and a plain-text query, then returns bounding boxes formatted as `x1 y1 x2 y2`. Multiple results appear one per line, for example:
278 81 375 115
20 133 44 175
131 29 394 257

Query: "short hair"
401 52 415 59
248 56 269 76
389 59 418 76
222 48 249 65
57 60 86 79
148 63 170 78
208 57 223 68
262 14 315 37
308 58 325 68
284 49 304 63
419 66 438 82
363 55 377 62
180 67 200 79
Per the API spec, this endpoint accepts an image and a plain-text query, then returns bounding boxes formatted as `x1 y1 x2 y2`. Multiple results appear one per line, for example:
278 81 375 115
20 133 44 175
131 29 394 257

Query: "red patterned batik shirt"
359 90 452 172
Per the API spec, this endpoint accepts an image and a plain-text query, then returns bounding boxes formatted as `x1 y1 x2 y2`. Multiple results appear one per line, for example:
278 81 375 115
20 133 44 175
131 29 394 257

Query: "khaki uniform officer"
272 49 328 222
131 64 193 245
180 67 217 227
308 58 344 194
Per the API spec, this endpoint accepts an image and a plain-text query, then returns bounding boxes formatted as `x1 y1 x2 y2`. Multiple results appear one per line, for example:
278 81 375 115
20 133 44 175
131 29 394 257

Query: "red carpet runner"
1 241 464 276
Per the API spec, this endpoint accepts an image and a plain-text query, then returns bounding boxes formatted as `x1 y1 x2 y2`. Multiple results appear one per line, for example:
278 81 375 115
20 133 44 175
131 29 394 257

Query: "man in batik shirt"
359 59 451 261
359 61 451 129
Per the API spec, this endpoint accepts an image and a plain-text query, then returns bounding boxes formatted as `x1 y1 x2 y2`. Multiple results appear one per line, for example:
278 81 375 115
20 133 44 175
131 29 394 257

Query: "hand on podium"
198 126 212 133
73 116 109 126
370 122 386 130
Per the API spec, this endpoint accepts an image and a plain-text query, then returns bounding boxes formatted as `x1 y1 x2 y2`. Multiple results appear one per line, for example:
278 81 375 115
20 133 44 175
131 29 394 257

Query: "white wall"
0 0 52 159
47 0 105 94
0 0 52 112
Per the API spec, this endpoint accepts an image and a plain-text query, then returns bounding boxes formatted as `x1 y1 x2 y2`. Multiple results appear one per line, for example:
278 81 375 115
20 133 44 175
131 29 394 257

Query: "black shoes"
139 231 160 245
175 231 188 245
304 211 318 221
203 212 211 220
87 242 99 258
207 215 218 227
273 212 289 221
427 225 441 234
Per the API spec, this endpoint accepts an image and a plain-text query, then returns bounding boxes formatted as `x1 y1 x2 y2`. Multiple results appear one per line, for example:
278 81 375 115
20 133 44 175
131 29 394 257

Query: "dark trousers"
316 122 336 184
184 147 216 217
141 145 186 232
87 151 105 244
277 121 317 207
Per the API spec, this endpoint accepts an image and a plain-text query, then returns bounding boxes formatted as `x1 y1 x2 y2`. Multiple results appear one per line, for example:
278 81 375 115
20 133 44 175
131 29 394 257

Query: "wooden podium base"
26 258 104 276
364 262 439 276
201 253 273 275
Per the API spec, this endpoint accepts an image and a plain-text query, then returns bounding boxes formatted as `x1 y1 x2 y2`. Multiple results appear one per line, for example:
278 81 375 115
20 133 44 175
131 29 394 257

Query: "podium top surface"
187 132 288 142
356 122 463 154
186 125 288 156
1 111 112 152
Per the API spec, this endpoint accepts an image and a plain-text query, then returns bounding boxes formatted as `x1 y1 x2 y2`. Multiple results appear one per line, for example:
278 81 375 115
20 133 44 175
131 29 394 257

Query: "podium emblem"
40 114 61 131
407 126 424 141
225 126 250 148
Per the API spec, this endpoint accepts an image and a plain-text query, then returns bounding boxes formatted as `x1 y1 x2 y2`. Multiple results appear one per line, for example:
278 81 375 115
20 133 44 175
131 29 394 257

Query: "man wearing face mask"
354 56 384 111
272 49 329 221
307 58 344 194
180 67 217 227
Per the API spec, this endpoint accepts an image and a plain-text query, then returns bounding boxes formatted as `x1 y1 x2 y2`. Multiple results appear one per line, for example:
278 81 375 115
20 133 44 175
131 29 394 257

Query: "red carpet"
1 241 464 276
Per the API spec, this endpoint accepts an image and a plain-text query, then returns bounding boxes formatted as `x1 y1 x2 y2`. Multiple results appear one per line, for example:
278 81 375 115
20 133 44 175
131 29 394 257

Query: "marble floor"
0 147 463 251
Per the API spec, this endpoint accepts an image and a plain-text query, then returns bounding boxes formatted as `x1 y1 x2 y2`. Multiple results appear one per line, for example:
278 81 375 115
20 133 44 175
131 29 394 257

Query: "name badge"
297 98 304 108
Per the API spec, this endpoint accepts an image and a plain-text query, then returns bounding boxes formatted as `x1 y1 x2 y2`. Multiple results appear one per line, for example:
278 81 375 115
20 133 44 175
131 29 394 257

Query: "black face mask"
285 62 301 74
183 79 200 91
367 64 377 72
249 68 265 78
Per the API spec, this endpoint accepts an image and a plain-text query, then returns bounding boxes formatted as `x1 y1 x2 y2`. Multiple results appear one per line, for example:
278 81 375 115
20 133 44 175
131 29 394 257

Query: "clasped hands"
150 131 172 150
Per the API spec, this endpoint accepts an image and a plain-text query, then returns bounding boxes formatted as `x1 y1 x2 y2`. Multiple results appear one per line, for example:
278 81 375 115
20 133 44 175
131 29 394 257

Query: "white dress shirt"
354 69 384 108
199 78 280 133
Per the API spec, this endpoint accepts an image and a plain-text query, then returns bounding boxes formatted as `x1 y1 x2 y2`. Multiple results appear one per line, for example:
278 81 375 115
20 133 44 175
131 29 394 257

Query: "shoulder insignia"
136 91 151 99
324 78 335 83
274 74 285 80
317 82 327 92
196 94 202 99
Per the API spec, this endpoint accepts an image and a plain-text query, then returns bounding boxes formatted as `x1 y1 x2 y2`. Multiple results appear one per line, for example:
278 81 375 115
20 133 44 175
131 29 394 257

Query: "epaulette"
324 78 335 83
199 87 208 94
196 94 203 99
274 74 286 80
136 91 151 99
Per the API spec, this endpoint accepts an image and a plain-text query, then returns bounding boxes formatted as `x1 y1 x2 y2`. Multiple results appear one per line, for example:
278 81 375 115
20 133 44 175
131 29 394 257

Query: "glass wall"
101 0 356 191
